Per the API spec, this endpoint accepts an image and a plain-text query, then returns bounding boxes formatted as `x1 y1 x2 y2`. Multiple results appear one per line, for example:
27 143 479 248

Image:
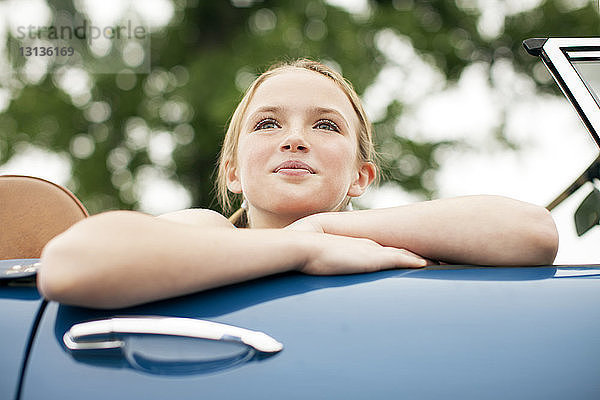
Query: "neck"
247 206 307 229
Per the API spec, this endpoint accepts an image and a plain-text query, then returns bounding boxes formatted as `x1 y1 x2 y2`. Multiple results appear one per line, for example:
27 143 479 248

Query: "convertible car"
2 37 600 399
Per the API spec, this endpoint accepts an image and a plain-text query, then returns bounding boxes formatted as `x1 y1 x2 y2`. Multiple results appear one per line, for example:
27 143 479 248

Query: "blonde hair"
216 58 378 227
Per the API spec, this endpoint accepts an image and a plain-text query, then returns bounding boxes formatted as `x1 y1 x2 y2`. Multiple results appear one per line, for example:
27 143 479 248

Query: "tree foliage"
1 0 598 214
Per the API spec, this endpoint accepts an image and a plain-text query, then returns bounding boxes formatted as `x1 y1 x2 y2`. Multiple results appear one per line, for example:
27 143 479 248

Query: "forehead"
245 68 359 126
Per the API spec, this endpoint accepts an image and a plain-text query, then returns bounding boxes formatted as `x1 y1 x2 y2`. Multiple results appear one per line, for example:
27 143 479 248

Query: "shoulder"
155 208 235 229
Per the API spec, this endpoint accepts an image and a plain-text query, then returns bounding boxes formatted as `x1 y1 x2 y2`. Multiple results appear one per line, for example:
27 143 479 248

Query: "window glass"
572 59 600 106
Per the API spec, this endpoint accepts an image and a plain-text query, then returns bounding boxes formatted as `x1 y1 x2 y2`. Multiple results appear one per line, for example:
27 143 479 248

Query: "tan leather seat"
0 175 88 260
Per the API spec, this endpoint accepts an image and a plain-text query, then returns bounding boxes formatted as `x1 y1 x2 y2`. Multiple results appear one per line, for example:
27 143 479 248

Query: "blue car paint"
11 265 600 399
0 283 44 400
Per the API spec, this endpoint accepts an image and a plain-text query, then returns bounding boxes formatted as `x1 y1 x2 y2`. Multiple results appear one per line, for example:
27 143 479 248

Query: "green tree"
1 0 598 215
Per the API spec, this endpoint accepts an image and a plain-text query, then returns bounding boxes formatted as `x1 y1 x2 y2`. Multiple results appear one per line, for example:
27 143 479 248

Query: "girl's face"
226 68 374 227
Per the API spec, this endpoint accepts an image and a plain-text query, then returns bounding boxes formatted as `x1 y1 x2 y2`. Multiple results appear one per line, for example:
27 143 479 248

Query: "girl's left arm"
289 195 558 266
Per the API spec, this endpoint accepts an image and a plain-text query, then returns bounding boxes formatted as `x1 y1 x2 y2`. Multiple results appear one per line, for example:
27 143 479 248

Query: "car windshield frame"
528 37 600 149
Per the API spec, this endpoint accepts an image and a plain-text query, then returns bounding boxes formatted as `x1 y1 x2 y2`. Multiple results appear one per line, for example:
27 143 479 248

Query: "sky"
1 0 599 265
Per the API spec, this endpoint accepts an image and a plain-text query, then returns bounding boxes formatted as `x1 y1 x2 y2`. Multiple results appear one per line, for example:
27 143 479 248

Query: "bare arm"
38 210 425 309
155 208 236 227
289 195 559 266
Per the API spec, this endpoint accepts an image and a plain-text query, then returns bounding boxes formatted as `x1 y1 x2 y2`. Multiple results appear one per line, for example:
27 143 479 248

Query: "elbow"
529 207 559 265
37 210 157 309
37 210 131 306
38 225 118 309
37 231 80 303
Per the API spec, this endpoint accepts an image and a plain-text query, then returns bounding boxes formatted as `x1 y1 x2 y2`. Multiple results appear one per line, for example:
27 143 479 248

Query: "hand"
284 215 324 234
299 233 427 275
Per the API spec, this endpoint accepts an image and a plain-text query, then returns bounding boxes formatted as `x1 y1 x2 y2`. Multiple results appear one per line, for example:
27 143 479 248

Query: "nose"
280 127 309 153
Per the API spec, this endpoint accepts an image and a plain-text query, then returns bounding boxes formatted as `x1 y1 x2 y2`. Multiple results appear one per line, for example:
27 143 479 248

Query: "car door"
0 259 45 400
17 265 600 399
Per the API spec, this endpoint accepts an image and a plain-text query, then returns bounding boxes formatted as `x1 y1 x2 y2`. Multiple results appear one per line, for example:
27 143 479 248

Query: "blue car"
4 255 600 399
3 37 600 399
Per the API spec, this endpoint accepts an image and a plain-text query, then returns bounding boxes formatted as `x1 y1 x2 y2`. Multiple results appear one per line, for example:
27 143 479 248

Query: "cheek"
320 140 357 175
236 138 273 180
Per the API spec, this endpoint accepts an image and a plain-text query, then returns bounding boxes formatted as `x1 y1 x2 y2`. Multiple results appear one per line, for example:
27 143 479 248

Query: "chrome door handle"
63 316 283 353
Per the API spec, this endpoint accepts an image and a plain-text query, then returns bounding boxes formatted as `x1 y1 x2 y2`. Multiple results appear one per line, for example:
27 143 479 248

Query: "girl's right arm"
38 210 425 309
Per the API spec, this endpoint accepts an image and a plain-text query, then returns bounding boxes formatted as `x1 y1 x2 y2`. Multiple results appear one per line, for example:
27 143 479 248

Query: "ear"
347 162 376 197
225 160 243 194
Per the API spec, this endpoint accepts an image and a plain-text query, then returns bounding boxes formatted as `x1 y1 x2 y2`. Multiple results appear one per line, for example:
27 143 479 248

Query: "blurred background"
0 0 598 263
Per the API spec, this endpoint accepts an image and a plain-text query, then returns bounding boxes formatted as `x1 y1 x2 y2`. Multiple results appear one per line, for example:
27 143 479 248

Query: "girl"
38 59 558 309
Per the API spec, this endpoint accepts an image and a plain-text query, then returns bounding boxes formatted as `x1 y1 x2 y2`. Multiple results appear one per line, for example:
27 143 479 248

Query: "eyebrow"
246 105 351 130
249 106 283 115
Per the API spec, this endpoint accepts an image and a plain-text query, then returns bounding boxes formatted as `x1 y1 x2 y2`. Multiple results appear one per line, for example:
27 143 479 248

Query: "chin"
269 203 324 217
248 186 345 216
266 196 336 217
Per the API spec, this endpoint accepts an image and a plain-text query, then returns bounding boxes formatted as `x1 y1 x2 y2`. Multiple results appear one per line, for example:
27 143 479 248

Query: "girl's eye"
314 119 340 132
254 118 280 131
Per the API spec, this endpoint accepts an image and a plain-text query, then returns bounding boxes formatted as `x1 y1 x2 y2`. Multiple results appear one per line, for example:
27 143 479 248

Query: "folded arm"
38 210 425 309
289 195 559 266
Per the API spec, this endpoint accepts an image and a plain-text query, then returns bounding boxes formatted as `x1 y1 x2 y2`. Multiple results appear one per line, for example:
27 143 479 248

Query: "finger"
423 257 440 266
374 247 427 269
395 249 427 268
396 248 420 256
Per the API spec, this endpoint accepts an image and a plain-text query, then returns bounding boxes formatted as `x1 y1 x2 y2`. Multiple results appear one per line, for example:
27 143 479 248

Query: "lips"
273 160 316 174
